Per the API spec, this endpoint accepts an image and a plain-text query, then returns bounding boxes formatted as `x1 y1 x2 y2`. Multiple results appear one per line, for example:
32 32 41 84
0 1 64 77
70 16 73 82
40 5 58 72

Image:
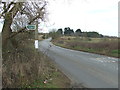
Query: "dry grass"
2 33 70 88
2 36 40 88
53 36 119 58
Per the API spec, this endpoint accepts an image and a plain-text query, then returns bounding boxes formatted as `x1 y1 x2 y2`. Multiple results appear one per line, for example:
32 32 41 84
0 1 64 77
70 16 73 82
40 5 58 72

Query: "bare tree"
0 0 47 51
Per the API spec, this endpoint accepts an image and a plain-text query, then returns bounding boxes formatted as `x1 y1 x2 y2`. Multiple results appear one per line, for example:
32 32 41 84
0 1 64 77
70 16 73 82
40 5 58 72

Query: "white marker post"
35 20 38 49
35 40 38 49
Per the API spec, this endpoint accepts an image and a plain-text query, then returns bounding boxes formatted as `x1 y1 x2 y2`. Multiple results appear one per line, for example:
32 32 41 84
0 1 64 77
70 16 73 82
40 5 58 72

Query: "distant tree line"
56 27 103 38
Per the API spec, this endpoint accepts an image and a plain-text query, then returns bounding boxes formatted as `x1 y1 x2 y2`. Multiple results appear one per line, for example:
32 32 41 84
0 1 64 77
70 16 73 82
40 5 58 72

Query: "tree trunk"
2 2 23 52
2 13 13 52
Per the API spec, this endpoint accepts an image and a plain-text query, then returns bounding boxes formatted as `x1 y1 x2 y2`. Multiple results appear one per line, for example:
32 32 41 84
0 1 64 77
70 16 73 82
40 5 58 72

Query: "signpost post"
35 21 38 49
26 21 38 49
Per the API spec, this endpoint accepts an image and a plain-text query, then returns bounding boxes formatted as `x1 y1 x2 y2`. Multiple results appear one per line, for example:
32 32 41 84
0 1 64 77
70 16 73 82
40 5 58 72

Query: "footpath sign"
26 25 36 30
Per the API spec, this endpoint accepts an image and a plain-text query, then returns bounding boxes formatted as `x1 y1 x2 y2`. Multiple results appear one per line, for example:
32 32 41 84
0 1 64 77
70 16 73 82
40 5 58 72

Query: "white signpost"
35 40 38 49
26 24 38 49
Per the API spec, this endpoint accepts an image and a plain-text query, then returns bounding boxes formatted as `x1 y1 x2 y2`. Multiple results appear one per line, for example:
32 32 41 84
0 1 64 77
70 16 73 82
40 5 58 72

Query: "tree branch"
9 14 41 38
9 2 23 19
1 2 15 16
9 2 46 38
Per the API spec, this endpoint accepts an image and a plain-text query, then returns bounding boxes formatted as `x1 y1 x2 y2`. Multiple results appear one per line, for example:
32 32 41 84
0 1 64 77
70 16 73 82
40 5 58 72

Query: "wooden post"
35 20 38 50
35 20 38 40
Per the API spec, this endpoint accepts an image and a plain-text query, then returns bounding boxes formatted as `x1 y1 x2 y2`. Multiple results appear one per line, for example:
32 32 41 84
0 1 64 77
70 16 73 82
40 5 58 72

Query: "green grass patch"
22 71 63 88
111 50 120 54
23 79 58 88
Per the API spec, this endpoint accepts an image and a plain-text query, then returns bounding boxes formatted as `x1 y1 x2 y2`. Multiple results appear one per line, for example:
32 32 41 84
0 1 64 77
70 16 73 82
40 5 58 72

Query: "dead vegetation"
53 36 119 58
2 32 70 88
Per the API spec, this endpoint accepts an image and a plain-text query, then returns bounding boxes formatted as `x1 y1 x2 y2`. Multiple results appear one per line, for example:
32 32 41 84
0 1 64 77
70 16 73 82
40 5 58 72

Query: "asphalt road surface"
38 38 118 88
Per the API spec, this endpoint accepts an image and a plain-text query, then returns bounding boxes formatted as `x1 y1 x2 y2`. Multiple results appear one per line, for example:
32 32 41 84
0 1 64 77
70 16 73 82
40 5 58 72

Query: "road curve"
38 38 118 88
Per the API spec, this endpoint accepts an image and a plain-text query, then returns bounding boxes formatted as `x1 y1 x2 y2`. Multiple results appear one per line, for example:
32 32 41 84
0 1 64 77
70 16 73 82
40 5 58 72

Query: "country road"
38 38 118 88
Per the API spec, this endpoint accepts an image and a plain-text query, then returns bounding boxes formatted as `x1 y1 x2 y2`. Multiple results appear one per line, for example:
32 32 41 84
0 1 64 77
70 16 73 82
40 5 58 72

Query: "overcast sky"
0 0 119 36
39 0 119 36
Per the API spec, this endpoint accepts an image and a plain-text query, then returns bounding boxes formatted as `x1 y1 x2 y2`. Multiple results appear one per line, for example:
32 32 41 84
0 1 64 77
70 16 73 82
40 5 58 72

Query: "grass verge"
52 36 119 58
2 33 70 88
